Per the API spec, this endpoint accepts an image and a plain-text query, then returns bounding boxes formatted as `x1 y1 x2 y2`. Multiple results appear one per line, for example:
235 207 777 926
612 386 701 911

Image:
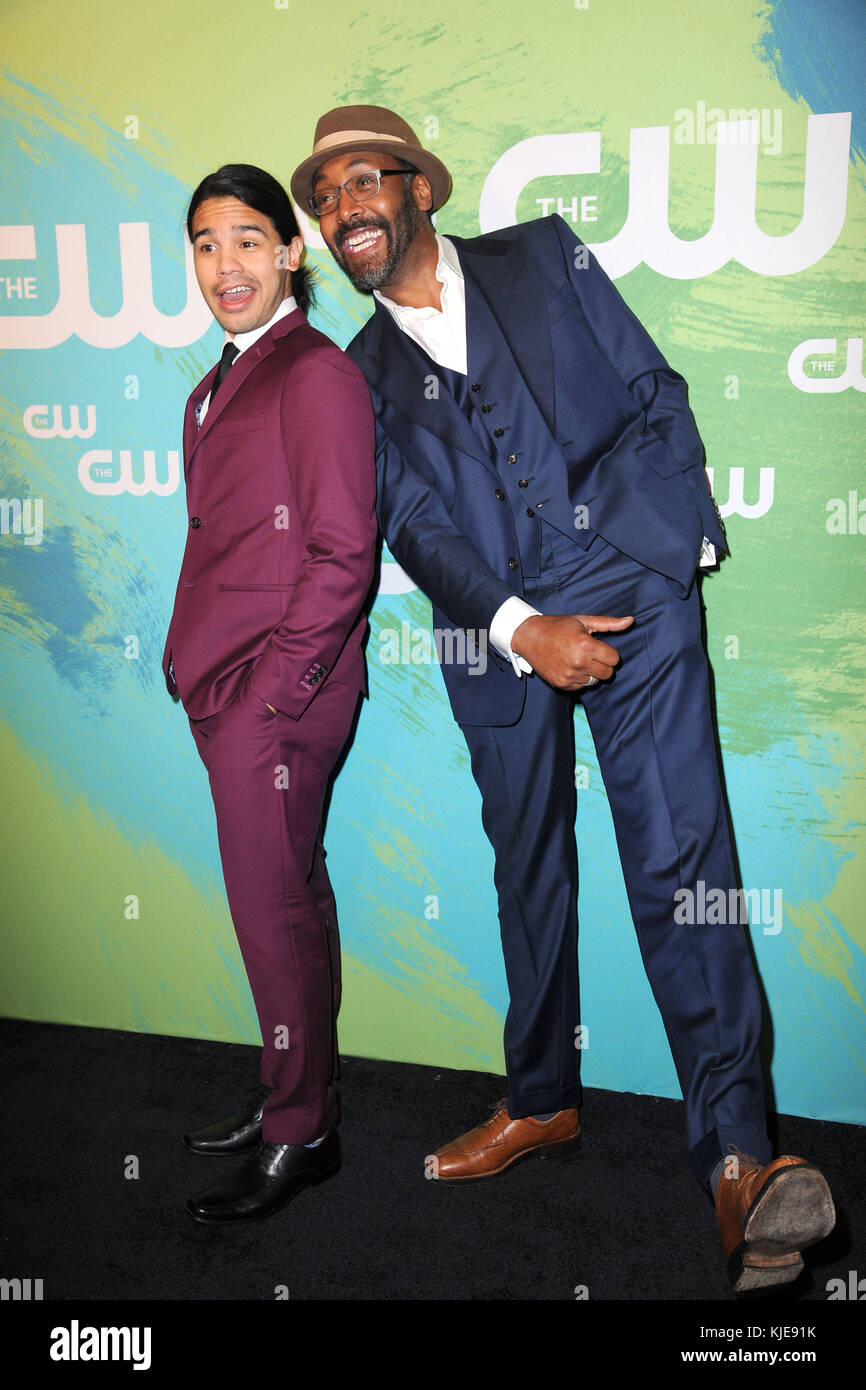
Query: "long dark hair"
186 164 316 315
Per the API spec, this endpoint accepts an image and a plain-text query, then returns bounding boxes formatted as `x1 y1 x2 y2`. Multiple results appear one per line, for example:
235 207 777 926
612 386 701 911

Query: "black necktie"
211 342 239 400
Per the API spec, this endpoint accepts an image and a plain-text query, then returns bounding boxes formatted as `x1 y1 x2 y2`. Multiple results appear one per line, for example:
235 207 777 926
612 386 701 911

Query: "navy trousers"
460 524 772 1187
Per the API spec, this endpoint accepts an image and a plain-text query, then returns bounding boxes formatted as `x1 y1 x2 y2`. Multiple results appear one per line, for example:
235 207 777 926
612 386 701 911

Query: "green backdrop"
1 0 863 1123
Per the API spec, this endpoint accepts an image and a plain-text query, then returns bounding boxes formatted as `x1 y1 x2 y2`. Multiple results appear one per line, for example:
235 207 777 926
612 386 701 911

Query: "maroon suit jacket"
162 307 377 721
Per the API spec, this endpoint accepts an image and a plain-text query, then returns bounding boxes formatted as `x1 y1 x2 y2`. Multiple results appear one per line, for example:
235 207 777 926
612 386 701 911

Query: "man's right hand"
511 613 634 690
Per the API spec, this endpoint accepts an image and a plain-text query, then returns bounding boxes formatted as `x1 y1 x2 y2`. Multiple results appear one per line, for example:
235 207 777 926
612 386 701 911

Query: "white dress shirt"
197 294 298 427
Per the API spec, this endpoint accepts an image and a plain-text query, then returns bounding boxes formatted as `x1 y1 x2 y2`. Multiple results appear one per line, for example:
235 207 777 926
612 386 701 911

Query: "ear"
284 235 304 271
411 172 434 213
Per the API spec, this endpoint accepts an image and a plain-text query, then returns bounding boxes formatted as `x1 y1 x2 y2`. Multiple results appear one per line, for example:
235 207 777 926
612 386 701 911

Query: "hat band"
312 128 412 155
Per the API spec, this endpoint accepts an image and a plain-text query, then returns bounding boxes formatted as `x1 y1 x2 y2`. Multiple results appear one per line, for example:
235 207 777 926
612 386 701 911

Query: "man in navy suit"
292 108 834 1289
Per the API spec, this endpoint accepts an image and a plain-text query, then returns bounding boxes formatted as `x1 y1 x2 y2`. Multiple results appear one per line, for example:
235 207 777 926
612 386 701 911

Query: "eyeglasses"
307 168 419 218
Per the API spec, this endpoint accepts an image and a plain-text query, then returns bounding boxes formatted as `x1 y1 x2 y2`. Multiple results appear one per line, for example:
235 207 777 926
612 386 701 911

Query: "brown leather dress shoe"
425 1100 580 1181
715 1152 835 1293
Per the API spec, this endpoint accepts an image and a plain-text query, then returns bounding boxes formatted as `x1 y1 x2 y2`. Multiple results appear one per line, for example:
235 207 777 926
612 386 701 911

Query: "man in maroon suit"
162 164 377 1223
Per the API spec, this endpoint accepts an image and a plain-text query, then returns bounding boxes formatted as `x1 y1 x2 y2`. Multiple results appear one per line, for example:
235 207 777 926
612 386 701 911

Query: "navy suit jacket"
346 214 725 726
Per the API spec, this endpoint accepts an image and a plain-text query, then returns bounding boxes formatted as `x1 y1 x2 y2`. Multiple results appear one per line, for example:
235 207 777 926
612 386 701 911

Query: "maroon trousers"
189 675 361 1144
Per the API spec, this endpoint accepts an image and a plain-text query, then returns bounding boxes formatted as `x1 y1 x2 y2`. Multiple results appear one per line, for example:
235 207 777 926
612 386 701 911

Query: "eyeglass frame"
306 167 420 218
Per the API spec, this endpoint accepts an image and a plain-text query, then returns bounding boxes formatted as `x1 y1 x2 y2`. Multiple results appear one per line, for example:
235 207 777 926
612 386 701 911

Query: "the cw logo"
480 112 850 279
78 449 180 496
706 467 774 520
23 404 96 438
0 223 209 349
787 337 866 393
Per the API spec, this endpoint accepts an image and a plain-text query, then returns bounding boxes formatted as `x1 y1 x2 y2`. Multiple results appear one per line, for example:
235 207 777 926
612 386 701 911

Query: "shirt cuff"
490 596 542 677
699 537 717 568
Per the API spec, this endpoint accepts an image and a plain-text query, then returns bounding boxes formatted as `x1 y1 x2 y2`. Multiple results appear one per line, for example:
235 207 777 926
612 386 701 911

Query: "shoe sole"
185 1158 341 1224
729 1164 835 1293
426 1131 581 1182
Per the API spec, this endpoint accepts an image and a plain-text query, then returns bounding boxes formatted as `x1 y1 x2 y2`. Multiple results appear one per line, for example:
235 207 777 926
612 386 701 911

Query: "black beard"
333 187 427 294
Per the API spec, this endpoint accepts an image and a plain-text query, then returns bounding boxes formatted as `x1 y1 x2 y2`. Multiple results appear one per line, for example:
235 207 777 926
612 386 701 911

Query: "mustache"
335 214 390 251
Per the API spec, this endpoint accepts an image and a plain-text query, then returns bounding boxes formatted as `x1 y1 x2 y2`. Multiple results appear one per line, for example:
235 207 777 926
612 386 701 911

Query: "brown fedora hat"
291 104 452 213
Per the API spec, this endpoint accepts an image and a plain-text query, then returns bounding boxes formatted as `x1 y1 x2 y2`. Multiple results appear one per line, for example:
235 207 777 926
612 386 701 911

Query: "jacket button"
507 556 518 570
190 516 202 528
506 454 518 464
471 382 482 392
481 403 493 413
526 508 535 517
495 488 505 501
518 478 528 489
493 427 508 438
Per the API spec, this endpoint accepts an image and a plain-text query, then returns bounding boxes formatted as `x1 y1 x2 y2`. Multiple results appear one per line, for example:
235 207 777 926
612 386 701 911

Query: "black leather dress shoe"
185 1131 341 1224
183 1085 271 1156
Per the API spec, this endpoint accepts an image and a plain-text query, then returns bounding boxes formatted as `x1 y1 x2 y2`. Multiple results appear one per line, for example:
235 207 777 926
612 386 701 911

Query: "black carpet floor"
1 1018 863 1317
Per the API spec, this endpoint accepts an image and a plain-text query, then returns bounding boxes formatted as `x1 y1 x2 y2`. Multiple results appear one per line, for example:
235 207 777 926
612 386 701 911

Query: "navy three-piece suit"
347 214 772 1185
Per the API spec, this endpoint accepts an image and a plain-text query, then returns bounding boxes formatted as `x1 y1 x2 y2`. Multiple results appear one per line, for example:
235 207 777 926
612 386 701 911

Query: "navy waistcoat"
422 270 596 579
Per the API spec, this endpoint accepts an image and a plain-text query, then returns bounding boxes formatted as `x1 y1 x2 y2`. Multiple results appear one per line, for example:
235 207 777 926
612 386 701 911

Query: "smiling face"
191 196 302 334
313 151 433 294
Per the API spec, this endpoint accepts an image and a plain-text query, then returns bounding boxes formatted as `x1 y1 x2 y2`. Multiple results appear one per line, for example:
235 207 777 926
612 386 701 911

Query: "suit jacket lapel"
183 382 209 465
453 232 557 438
351 302 496 472
187 335 275 463
185 308 306 466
